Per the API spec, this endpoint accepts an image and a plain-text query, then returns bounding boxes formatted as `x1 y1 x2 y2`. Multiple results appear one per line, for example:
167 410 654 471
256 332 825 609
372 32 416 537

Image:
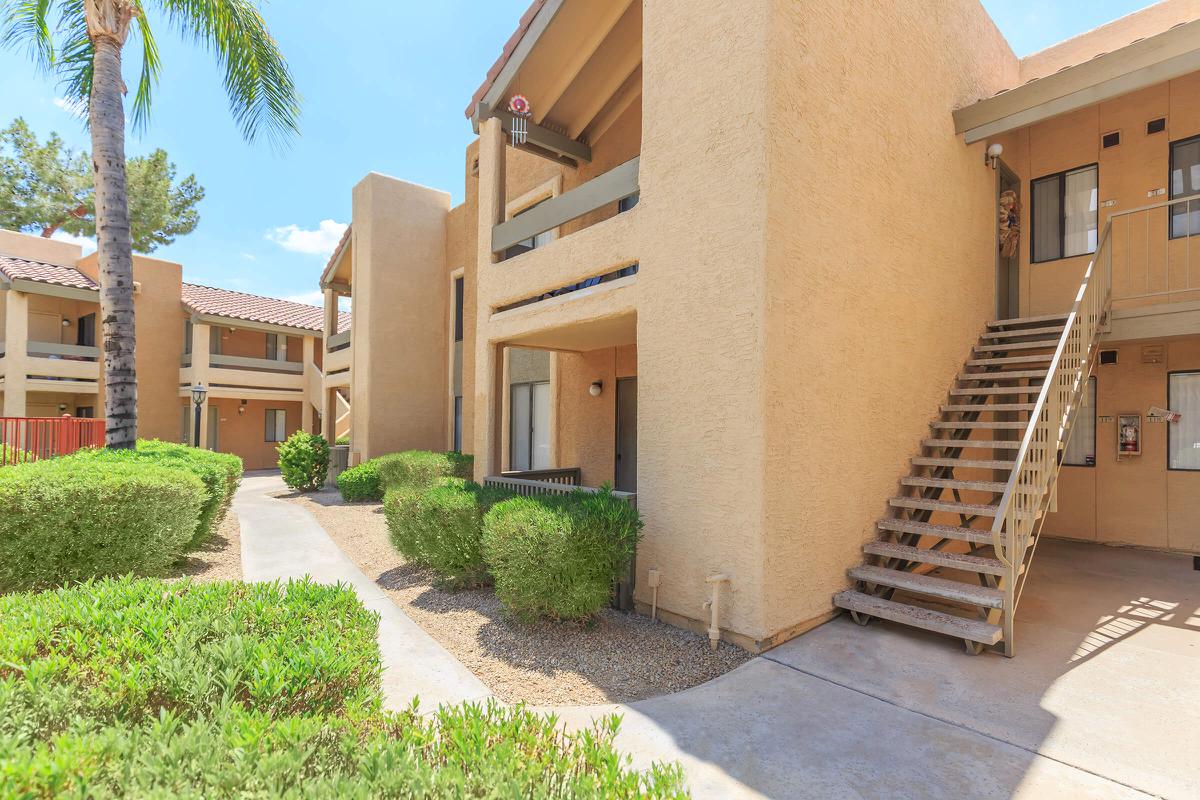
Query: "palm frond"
53 0 92 113
155 0 300 148
1 0 55 70
129 2 161 132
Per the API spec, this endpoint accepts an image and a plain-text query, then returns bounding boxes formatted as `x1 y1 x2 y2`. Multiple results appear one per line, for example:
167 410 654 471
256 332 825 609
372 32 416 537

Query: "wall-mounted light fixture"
986 142 1003 169
589 380 603 397
61 318 71 327
238 400 247 415
57 403 68 412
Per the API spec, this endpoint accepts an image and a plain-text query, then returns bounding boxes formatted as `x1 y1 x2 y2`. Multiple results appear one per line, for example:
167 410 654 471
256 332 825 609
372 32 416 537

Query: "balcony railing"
492 157 639 257
327 330 351 352
27 342 100 362
209 353 303 373
1111 192 1200 302
0 417 105 464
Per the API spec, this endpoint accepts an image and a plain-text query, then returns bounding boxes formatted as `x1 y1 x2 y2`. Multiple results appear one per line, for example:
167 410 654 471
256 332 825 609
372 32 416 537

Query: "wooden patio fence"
0 417 106 465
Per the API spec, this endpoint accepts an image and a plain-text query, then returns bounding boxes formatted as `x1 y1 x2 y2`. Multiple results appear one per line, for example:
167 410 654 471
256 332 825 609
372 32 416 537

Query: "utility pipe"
703 574 730 651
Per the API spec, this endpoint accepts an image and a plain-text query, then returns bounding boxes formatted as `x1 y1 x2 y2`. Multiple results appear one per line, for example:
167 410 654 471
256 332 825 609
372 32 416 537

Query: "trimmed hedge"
374 449 473 492
0 459 205 591
278 431 329 491
383 478 512 588
68 440 243 550
0 443 33 465
483 489 642 621
0 578 686 798
336 460 382 502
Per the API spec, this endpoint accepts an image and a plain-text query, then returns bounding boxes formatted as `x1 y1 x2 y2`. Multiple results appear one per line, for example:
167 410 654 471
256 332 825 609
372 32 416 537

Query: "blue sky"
0 0 1159 305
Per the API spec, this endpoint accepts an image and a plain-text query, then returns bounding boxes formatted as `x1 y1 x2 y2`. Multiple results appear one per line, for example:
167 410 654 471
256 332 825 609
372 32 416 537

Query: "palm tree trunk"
89 35 137 448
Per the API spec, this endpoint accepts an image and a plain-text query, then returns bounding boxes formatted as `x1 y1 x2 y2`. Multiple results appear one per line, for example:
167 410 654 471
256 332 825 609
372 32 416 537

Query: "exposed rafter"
534 0 636 126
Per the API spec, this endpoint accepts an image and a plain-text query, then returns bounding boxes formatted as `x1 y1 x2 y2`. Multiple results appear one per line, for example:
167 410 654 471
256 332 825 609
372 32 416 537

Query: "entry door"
996 162 1021 320
207 406 219 450
615 377 637 492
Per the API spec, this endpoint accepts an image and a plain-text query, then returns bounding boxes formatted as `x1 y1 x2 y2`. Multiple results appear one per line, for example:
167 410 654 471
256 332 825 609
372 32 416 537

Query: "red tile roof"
0 254 98 291
464 0 548 118
182 283 350 334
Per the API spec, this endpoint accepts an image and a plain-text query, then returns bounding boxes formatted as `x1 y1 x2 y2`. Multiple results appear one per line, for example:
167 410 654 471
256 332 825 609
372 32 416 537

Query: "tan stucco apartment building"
0 229 336 470
322 0 1200 656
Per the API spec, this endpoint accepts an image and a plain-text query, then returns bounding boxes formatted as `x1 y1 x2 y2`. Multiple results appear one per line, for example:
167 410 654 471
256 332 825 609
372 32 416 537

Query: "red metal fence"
0 417 106 465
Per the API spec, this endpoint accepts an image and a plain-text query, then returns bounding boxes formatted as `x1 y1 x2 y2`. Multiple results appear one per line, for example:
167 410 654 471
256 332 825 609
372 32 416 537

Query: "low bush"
336 460 382 502
277 431 329 491
70 440 243 550
0 578 686 798
0 443 33 464
335 434 350 446
483 488 642 621
384 478 512 587
0 459 205 591
374 449 473 492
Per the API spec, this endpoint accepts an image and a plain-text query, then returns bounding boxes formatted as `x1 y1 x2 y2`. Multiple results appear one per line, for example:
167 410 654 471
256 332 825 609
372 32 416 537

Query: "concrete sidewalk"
236 472 491 711
234 472 1181 799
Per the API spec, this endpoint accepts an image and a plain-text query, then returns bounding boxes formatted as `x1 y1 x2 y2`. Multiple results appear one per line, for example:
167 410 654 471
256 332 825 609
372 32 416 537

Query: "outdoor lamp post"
190 383 207 447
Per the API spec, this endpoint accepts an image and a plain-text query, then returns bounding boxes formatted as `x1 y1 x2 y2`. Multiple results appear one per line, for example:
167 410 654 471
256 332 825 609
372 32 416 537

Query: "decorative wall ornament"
998 189 1020 259
508 94 532 146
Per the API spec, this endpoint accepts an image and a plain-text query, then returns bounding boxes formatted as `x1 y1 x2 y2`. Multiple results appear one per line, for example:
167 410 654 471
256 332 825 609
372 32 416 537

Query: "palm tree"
1 1 299 447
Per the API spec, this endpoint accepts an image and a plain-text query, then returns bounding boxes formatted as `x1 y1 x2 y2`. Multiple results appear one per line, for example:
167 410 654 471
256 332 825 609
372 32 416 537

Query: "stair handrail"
989 218 1114 609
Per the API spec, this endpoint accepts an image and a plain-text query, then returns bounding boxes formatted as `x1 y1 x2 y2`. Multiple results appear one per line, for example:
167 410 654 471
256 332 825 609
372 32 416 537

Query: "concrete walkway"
235 473 1192 799
236 472 490 710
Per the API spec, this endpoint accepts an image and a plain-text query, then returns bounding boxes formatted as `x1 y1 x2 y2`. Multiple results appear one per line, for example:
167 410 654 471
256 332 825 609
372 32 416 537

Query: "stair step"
981 325 1064 339
958 369 1048 381
877 517 996 545
912 455 1014 470
989 312 1068 328
922 438 1021 450
950 386 1041 396
974 340 1059 352
966 354 1053 366
901 476 1007 492
849 565 1004 609
931 420 1028 430
890 496 999 516
941 403 1035 413
833 590 1003 645
864 541 1007 576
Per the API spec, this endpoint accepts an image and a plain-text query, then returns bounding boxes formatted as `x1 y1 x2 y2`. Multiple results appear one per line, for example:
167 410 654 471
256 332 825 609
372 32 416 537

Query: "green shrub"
0 459 205 591
0 578 687 798
277 431 329 491
0 443 33 465
383 478 512 587
336 460 382 502
70 440 243 550
373 449 473 492
483 489 642 621
335 434 350 445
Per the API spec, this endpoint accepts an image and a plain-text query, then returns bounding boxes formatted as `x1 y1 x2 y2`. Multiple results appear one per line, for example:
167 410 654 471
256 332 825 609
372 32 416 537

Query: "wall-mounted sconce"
57 403 68 412
61 318 71 328
589 380 603 397
238 400 247 415
986 142 1003 169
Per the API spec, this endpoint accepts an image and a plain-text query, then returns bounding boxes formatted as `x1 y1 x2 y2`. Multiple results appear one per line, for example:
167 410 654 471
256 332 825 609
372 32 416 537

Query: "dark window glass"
618 192 640 213
453 396 463 452
265 409 286 442
454 277 464 342
1032 165 1098 263
76 313 96 347
1169 135 1200 239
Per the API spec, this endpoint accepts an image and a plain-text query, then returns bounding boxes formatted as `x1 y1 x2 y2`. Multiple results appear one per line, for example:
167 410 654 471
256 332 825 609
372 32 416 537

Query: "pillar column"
471 116 506 481
3 291 29 416
301 335 316 434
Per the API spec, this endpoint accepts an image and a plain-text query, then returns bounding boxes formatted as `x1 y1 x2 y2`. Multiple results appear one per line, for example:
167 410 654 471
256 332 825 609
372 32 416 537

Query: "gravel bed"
166 511 242 583
280 488 750 706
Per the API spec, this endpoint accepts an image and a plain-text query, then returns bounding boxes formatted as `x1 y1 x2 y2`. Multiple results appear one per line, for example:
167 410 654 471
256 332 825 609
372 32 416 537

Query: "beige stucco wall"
990 71 1200 316
350 173 451 461
0 230 83 266
554 344 636 486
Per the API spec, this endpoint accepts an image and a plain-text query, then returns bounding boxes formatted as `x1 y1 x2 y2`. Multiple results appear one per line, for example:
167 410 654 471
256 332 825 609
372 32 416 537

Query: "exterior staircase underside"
834 312 1084 656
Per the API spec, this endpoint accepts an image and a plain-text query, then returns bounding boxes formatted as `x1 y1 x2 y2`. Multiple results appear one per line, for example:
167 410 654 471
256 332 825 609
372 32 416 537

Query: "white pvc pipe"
703 574 730 651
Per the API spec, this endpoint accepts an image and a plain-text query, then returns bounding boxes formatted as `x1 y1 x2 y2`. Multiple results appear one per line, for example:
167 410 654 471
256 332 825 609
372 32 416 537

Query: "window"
1169 135 1200 239
1032 165 1098 263
266 333 286 361
503 199 552 259
74 406 94 419
453 396 463 452
1168 371 1200 470
453 276 464 342
1063 377 1096 466
183 319 193 355
76 314 96 348
265 409 287 442
509 381 550 471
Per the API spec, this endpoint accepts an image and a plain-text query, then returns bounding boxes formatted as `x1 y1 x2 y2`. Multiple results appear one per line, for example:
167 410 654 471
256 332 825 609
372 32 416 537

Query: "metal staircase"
834 225 1114 656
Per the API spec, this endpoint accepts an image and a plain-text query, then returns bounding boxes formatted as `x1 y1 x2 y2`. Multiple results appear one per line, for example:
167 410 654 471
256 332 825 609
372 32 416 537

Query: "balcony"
23 341 101 391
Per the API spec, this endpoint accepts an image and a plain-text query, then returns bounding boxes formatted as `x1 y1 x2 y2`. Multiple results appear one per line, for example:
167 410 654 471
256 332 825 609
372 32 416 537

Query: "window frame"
1063 376 1097 467
264 408 287 443
1168 133 1200 241
1167 370 1200 472
1030 163 1099 264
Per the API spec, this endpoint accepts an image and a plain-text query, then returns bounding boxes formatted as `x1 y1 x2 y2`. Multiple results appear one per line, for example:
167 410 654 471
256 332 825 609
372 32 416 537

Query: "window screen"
1063 377 1096 466
1032 165 1098 262
1168 372 1200 470
265 409 287 442
1170 135 1200 239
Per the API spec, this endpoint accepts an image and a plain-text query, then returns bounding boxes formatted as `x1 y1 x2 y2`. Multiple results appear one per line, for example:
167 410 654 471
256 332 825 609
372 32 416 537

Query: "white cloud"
283 290 325 306
266 219 347 257
240 252 257 261
51 229 96 254
52 97 86 118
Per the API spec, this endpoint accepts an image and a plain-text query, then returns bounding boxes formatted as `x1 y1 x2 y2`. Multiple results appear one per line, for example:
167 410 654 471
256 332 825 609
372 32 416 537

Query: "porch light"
190 383 207 448
986 142 1003 169
589 380 603 397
